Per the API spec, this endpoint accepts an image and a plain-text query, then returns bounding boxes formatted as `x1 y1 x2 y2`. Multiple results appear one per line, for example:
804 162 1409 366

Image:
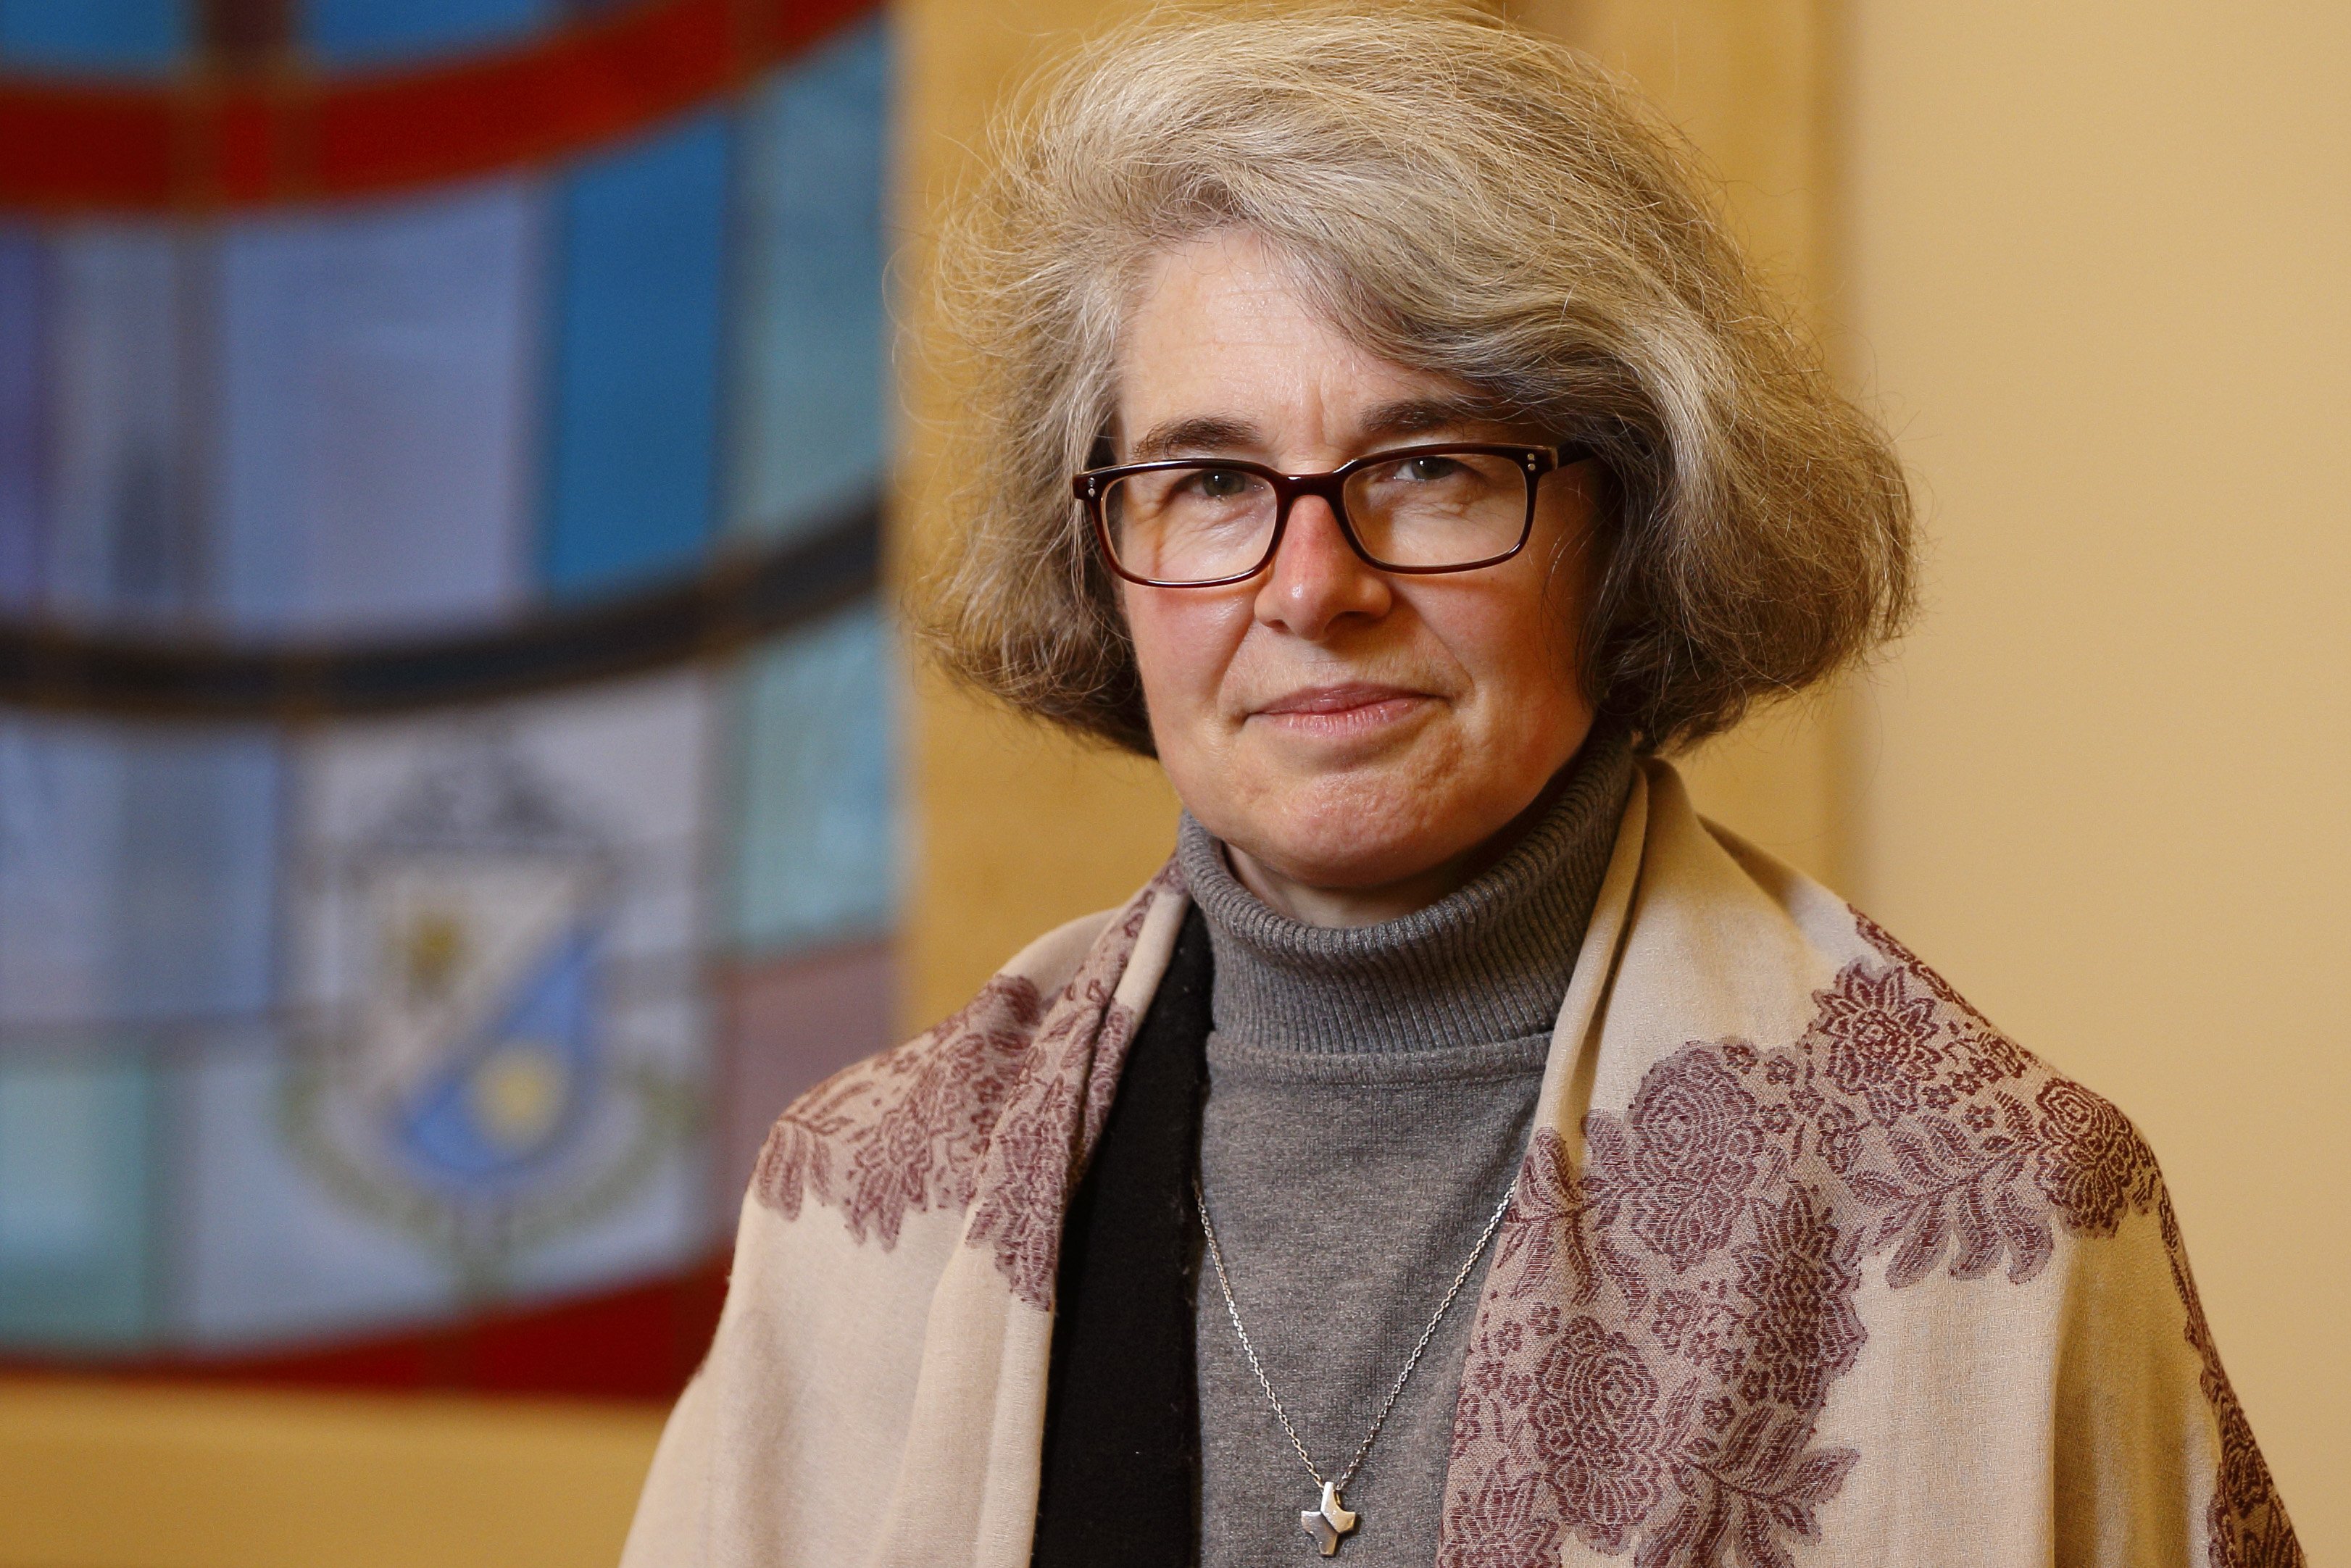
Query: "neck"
1174 723 1636 1054
1223 759 1589 930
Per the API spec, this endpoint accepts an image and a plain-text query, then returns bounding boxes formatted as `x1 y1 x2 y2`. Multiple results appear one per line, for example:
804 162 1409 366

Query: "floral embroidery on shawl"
1440 912 2300 1568
750 875 1168 1309
752 975 1045 1246
964 919 1149 1308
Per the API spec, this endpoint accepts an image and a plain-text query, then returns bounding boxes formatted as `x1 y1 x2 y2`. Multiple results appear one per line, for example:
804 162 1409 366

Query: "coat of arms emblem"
284 730 694 1294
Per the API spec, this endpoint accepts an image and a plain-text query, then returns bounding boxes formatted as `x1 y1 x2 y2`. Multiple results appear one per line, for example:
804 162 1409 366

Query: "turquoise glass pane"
541 112 731 599
0 0 184 72
730 601 895 953
304 0 551 66
0 1056 157 1350
0 224 39 610
725 18 891 540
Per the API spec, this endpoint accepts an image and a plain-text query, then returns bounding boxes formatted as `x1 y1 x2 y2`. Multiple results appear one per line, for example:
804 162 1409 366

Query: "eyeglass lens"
1102 451 1531 583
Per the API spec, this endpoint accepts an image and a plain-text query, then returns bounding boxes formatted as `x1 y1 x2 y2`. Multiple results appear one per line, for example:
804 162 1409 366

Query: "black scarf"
1031 907 1212 1567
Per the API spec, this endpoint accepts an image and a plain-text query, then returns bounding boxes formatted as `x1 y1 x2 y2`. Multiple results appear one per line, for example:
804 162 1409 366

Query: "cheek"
1420 573 1586 734
1123 588 1252 741
1457 503 1596 729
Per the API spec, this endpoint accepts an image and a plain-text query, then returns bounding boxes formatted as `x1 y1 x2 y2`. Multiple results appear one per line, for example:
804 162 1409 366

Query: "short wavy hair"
915 2 1913 755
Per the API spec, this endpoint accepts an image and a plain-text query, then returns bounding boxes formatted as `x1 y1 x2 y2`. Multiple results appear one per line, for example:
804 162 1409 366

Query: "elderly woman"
625 8 2297 1567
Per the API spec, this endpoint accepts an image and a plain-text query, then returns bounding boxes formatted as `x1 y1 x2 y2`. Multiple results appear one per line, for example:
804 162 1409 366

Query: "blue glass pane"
0 1056 157 1350
725 17 890 540
213 180 538 635
0 0 184 72
39 225 204 627
730 600 895 953
541 112 731 599
0 717 281 1027
109 732 283 1020
0 223 41 610
303 0 552 67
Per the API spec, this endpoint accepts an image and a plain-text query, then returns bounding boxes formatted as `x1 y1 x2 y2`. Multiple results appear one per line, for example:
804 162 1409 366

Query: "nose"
1252 493 1391 640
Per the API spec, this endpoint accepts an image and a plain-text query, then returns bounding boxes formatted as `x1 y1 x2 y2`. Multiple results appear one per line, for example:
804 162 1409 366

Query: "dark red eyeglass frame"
1070 441 1594 588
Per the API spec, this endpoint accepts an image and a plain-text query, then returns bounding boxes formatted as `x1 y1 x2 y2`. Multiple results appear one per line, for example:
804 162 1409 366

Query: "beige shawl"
623 761 2299 1567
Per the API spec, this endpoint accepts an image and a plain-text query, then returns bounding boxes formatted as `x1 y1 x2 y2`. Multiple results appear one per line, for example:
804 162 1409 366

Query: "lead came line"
1192 1175 1520 1554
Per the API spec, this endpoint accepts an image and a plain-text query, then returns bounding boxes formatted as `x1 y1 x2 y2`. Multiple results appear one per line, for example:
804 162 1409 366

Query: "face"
1112 230 1601 919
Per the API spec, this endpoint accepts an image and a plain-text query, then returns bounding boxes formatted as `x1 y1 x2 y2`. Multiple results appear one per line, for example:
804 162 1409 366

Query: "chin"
1228 785 1471 891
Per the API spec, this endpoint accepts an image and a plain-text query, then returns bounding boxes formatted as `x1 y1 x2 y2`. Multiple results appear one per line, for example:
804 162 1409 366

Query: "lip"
1249 683 1434 735
1254 682 1426 716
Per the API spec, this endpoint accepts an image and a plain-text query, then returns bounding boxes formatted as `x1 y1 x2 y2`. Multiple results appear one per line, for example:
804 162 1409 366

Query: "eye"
1188 468 1254 499
1401 456 1463 481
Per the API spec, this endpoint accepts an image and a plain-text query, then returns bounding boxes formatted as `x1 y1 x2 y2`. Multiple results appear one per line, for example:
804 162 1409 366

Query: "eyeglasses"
1072 442 1589 588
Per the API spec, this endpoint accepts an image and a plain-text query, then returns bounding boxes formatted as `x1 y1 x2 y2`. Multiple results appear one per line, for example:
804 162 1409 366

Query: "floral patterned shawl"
622 761 2299 1568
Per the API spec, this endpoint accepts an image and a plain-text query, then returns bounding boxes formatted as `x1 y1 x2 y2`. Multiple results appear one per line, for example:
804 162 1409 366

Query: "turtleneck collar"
1174 722 1635 1054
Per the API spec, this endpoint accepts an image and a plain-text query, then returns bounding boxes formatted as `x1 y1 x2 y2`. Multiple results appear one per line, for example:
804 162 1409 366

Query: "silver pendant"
1300 1481 1358 1556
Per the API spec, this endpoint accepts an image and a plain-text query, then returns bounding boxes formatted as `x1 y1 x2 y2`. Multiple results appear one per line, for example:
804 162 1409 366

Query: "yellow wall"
1836 0 2349 1548
0 1379 662 1568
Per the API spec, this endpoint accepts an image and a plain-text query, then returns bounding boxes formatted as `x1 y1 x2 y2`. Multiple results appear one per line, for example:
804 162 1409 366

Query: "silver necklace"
1192 1177 1518 1556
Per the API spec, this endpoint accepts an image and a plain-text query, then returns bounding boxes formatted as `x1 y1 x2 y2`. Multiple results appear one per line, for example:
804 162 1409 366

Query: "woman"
625 7 2299 1565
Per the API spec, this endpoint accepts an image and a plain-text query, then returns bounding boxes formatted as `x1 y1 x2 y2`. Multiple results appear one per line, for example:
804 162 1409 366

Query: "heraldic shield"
285 729 695 1296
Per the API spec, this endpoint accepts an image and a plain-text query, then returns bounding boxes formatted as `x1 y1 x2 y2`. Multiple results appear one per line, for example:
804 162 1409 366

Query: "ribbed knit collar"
1175 723 1635 1054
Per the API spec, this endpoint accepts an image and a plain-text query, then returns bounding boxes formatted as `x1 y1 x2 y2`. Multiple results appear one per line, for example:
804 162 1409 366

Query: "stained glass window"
0 0 896 1398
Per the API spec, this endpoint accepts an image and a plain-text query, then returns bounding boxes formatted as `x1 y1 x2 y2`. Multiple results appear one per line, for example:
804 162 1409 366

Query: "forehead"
1113 231 1463 436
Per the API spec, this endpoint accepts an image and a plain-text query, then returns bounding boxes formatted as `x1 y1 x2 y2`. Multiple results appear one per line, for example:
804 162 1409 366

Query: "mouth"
1249 683 1436 738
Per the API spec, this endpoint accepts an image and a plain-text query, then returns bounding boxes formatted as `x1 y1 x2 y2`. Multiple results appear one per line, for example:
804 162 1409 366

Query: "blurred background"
0 1 2341 1564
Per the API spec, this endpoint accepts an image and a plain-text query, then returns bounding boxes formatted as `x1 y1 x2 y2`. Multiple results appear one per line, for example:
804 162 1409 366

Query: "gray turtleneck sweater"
1178 728 1634 1567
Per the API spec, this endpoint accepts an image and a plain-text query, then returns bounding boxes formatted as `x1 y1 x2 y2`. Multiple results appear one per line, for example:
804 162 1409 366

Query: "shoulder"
743 885 1169 1246
1605 759 2164 1284
1570 780 2298 1564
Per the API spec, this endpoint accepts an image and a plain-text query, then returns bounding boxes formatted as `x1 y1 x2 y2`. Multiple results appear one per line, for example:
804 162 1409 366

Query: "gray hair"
915 1 1914 754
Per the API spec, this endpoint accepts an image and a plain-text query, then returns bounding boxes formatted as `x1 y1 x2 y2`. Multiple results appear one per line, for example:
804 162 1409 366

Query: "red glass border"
0 1254 729 1402
0 0 878 212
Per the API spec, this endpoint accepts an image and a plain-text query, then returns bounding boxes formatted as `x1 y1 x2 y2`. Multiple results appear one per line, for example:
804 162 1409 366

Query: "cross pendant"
1299 1481 1358 1556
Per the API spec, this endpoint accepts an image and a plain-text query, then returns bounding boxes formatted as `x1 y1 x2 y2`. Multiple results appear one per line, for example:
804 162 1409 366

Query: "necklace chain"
1192 1176 1518 1501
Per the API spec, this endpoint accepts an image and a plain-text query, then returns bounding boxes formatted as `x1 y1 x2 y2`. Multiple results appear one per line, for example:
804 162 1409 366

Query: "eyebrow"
1122 394 1518 467
1126 416 1264 464
1352 394 1514 444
